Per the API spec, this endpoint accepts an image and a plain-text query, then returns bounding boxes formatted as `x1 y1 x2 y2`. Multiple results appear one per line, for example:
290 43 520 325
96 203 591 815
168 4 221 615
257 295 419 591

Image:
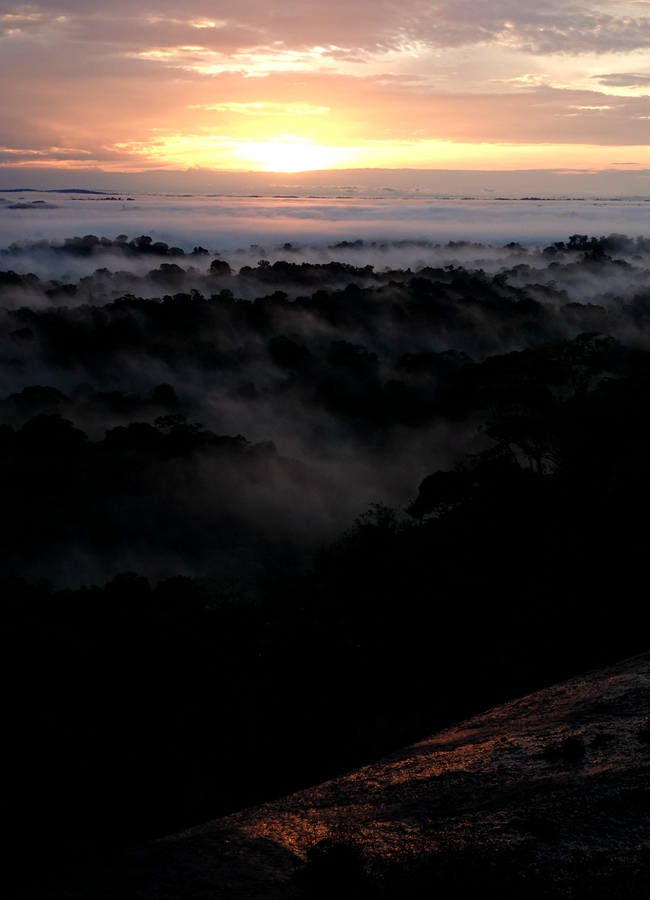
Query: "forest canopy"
3 232 649 894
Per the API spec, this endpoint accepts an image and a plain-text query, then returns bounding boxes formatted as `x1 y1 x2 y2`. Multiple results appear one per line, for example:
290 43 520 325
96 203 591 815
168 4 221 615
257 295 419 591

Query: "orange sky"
0 1 648 178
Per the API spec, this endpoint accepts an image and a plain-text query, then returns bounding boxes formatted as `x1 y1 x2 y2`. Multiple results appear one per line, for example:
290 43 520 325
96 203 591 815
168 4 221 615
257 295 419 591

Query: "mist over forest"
4 221 649 894
1 228 649 585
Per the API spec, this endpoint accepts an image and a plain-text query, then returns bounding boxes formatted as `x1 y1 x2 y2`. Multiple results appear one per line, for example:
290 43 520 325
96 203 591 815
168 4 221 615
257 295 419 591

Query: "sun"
240 137 347 172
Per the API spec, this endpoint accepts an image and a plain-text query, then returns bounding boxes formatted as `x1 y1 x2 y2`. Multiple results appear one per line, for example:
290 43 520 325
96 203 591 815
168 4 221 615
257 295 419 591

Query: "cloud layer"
2 195 650 256
3 2 650 56
0 1 648 174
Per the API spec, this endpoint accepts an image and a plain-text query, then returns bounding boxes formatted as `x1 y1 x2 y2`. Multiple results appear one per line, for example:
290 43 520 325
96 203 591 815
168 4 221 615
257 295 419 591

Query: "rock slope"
48 651 650 898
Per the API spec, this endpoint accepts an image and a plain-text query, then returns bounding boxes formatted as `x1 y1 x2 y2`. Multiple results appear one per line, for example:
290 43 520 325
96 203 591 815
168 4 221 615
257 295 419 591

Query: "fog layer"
2 194 650 258
1 213 648 585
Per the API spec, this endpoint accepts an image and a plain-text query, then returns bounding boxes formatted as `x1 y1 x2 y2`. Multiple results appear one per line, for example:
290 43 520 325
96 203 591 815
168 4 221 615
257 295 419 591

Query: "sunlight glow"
238 138 349 171
100 133 650 174
106 133 352 172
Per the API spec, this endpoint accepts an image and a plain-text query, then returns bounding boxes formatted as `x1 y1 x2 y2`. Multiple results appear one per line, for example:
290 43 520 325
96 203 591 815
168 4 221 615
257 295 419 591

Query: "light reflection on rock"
228 652 649 873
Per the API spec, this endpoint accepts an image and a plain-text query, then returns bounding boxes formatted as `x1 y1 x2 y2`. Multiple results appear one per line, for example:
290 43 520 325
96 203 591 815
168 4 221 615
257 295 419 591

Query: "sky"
0 1 649 187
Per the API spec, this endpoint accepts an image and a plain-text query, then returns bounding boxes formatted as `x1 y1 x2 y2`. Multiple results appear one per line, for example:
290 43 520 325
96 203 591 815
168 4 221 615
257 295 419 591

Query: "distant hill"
0 188 109 194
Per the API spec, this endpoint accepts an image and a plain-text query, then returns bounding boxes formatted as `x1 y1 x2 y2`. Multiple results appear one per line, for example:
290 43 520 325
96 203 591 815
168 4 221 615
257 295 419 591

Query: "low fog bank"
1 194 649 262
0 225 648 586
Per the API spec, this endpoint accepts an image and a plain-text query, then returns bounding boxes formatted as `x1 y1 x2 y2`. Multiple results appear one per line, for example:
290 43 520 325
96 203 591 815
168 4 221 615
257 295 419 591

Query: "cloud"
0 57 648 172
1 2 648 175
1 2 649 58
592 72 650 87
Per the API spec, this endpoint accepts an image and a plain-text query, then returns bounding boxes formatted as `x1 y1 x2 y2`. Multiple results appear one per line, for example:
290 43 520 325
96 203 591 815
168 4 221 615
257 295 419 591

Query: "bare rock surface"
47 652 650 898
